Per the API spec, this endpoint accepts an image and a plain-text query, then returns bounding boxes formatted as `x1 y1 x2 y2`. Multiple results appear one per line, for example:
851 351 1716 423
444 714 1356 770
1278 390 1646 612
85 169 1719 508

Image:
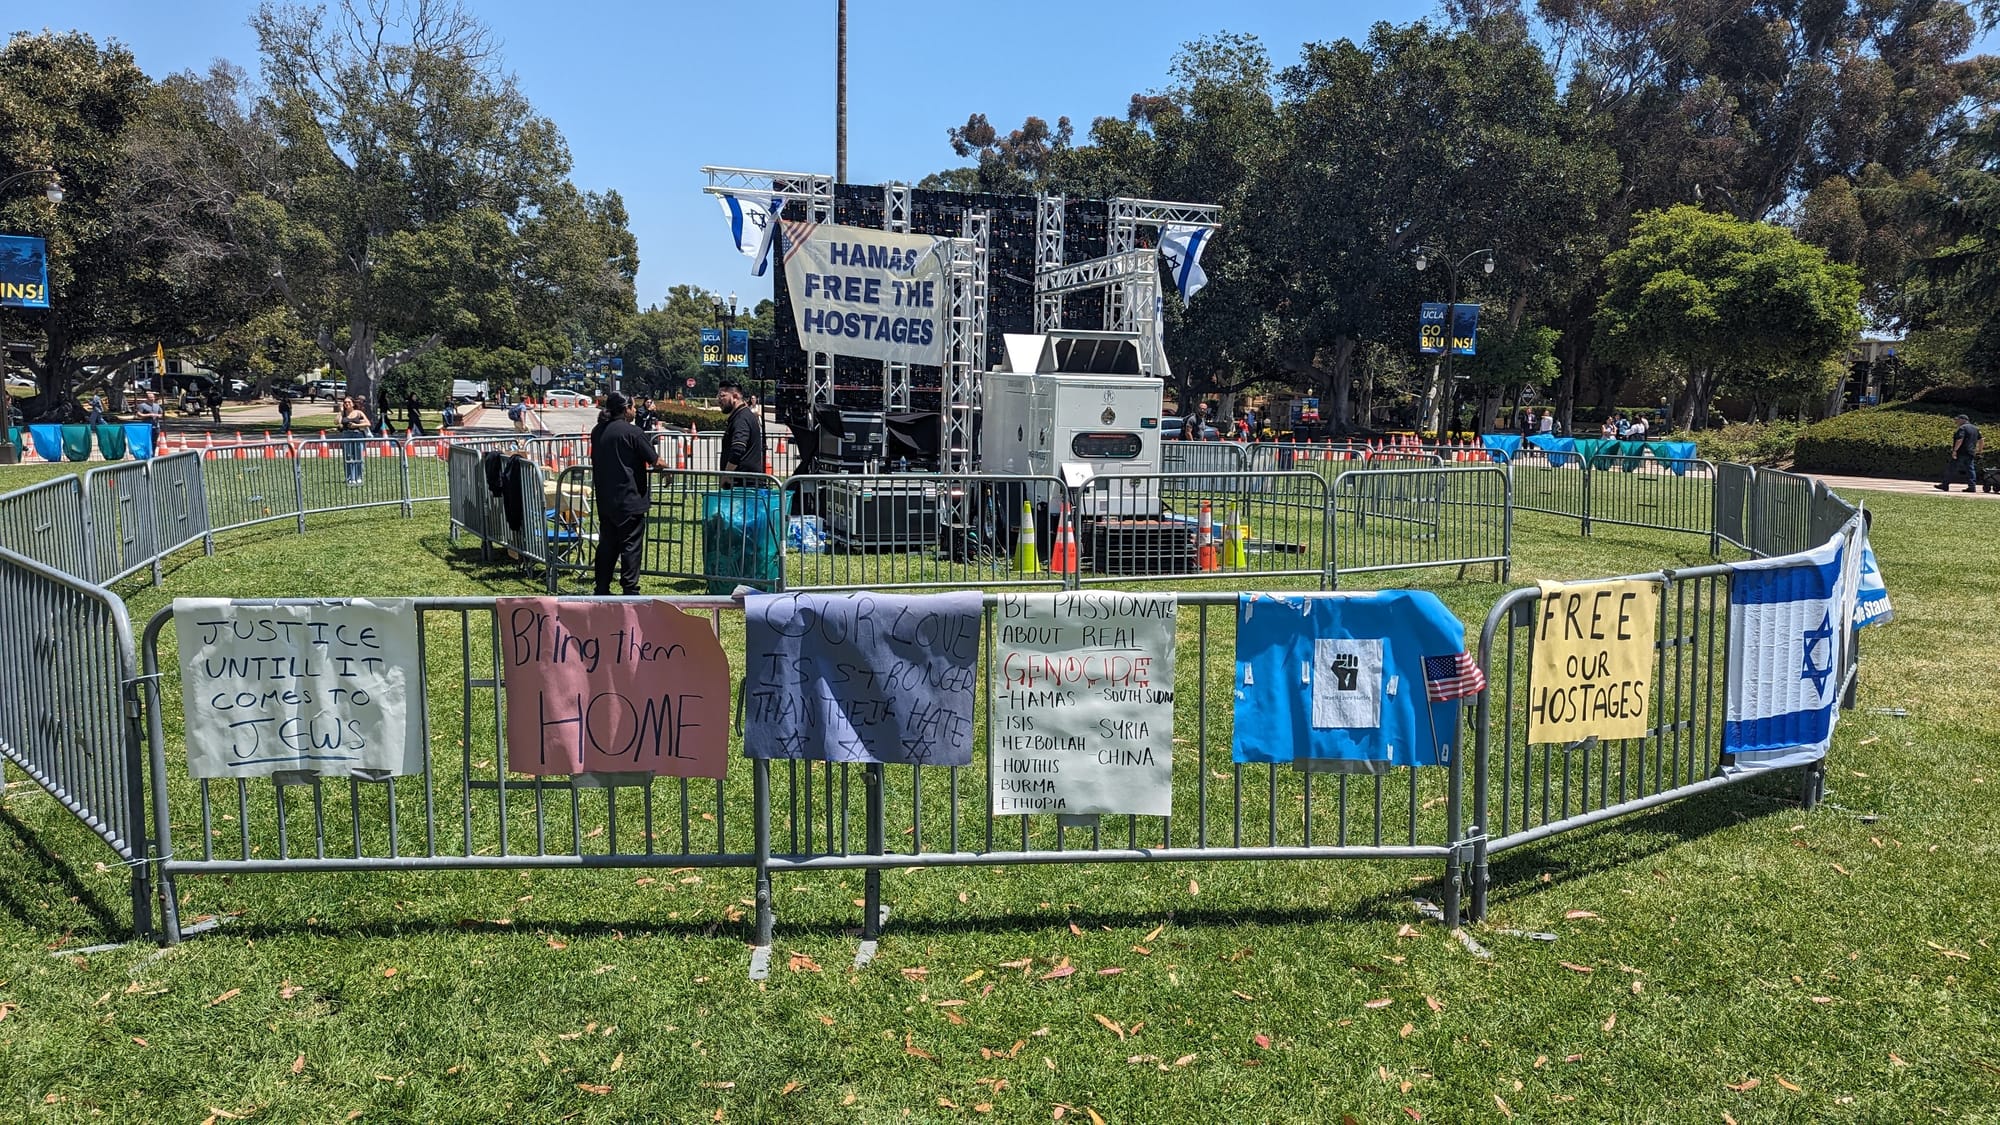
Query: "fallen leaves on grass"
1724 1078 1760 1091
1924 941 1971 961
900 967 928 981
1494 1095 1514 1118
903 1032 934 1061
1602 1013 1617 1032
576 1084 611 1095
1069 922 1084 937
1364 997 1393 1009
208 989 241 1007
1559 962 1594 973
1775 1076 1801 1092
290 1054 305 1075
1252 1033 1271 1050
1425 996 1443 1012
787 952 822 973
1564 910 1600 920
1093 1014 1126 1040
780 1081 803 1096
1188 879 1200 896
1040 960 1077 981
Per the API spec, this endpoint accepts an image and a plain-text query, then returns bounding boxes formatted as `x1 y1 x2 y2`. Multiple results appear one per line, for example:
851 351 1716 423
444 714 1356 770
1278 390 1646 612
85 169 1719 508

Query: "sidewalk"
1799 472 1996 498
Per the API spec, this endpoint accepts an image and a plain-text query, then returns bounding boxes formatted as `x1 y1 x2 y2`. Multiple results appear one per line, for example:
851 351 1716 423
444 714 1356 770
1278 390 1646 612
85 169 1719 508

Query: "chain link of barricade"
0 433 1868 951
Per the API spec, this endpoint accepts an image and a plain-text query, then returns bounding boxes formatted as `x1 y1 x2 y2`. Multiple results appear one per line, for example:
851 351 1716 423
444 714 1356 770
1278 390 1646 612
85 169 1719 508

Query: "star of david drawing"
1799 612 1834 697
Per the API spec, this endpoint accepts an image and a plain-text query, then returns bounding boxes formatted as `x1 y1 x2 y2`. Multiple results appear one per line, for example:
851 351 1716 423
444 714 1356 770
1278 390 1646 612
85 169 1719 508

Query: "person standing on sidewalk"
1937 414 1983 492
717 378 766 486
589 391 661 595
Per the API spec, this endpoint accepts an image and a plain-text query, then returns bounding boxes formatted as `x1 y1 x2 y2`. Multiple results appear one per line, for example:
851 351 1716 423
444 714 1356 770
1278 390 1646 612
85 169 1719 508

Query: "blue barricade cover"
124 423 156 460
28 424 63 462
1480 434 1523 463
1527 434 1577 467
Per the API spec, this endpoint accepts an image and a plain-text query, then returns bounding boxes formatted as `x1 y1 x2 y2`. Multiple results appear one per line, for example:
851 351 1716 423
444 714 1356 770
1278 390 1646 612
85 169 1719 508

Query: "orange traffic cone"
1051 503 1079 575
1198 500 1218 572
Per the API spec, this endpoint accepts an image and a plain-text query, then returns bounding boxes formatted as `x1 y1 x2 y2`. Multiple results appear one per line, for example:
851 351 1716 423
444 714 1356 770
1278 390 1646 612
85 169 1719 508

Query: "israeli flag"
1158 224 1212 301
1853 527 1893 629
717 192 782 276
1724 532 1846 771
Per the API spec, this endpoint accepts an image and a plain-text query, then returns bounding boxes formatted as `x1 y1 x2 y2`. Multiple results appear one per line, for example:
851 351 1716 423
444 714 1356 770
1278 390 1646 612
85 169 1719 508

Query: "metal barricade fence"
1469 564 1738 919
1077 471 1331 588
1332 466 1511 582
1162 440 1250 488
1714 462 1753 551
0 475 90 578
534 466 783 593
201 442 305 534
1507 447 1589 520
446 444 495 543
293 437 410 516
148 451 209 562
1746 468 1815 558
135 592 1469 951
653 430 801 478
137 597 752 944
83 460 155 586
782 472 1069 593
1581 454 1717 550
0 545 156 936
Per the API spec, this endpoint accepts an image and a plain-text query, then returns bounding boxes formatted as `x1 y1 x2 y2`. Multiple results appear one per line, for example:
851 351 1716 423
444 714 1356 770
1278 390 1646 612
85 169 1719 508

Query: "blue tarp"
1480 434 1523 464
1527 434 1578 467
1652 441 1697 476
27 424 62 462
124 423 155 460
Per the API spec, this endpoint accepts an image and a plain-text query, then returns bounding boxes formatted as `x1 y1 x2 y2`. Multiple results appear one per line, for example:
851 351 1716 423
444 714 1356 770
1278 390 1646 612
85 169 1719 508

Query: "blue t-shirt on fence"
1232 590 1481 772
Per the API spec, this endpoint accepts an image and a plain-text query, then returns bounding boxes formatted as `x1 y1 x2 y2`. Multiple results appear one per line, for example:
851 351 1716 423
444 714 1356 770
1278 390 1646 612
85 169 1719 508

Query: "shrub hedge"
1792 402 1997 479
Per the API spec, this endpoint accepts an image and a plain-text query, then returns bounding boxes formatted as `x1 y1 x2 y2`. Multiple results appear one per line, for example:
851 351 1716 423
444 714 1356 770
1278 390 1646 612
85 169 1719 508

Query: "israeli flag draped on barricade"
1724 531 1857 772
1158 224 1211 301
717 191 783 276
1853 527 1893 629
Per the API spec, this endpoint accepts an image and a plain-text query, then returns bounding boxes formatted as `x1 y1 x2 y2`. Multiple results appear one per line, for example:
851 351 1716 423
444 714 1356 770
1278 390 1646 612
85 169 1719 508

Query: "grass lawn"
0 490 1994 1122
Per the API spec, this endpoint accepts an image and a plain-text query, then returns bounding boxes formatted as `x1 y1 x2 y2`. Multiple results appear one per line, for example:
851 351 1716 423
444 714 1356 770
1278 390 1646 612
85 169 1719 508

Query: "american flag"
1423 652 1487 702
780 219 819 264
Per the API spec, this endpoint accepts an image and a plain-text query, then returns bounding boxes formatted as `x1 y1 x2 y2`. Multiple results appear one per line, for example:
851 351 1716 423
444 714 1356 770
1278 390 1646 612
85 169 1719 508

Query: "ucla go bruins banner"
781 221 946 366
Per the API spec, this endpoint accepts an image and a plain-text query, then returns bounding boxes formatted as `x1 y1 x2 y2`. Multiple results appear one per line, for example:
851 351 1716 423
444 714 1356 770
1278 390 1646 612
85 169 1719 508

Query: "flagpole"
836 0 848 184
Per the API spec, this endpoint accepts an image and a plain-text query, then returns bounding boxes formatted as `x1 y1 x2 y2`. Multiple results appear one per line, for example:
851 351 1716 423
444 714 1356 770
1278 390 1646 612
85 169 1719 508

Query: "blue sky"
16 1 1998 311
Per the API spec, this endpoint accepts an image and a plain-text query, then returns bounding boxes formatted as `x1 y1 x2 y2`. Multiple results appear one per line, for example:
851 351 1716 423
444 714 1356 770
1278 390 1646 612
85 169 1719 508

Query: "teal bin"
701 488 782 595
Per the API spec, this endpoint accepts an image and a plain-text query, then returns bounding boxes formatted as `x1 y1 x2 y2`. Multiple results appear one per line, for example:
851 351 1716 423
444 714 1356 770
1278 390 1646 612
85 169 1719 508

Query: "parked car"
1161 416 1221 441
543 389 592 408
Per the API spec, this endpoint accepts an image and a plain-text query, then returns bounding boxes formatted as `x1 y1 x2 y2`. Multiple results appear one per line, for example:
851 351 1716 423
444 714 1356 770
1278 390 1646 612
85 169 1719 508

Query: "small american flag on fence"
1423 652 1487 702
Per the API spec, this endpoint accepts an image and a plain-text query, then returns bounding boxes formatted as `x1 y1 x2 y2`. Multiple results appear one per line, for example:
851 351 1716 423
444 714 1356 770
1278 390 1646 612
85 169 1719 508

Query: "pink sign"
499 599 731 777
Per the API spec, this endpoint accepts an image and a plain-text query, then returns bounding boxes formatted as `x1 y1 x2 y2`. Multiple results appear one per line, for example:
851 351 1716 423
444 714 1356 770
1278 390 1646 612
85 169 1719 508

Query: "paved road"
1801 472 1996 499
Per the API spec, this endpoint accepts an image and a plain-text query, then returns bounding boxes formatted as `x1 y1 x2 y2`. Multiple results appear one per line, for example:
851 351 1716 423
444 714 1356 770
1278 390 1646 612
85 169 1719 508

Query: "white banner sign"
173 599 425 779
781 221 946 365
991 592 1177 816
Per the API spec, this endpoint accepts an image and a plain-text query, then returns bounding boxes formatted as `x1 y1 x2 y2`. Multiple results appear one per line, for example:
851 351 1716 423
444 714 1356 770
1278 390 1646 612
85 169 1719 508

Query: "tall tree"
1597 205 1862 427
0 33 258 417
247 0 637 418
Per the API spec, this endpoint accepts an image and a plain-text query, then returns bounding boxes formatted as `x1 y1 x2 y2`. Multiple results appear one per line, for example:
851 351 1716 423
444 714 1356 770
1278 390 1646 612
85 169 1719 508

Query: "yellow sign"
1527 579 1659 745
155 342 167 375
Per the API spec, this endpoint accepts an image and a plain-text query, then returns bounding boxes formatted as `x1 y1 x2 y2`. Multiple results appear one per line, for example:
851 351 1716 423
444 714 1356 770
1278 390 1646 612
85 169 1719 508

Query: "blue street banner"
0 234 51 309
699 328 723 368
1417 302 1448 355
727 329 749 369
1449 303 1481 356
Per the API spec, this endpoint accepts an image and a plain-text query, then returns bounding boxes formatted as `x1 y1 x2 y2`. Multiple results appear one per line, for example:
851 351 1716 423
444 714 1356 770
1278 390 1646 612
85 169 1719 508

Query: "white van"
450 379 487 404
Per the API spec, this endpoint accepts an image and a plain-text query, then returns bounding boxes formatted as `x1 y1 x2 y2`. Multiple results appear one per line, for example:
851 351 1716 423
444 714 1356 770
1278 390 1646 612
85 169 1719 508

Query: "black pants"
594 511 646 595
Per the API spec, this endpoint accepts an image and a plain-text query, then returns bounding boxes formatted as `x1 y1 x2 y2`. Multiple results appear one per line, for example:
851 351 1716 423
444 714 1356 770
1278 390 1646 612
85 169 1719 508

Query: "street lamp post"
0 167 64 466
1413 245 1494 443
712 291 738 402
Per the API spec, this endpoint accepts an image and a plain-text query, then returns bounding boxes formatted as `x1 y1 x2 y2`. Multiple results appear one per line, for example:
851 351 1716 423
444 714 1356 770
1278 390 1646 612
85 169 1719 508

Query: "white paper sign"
1311 637 1382 729
781 221 947 365
173 599 425 779
991 592 1177 816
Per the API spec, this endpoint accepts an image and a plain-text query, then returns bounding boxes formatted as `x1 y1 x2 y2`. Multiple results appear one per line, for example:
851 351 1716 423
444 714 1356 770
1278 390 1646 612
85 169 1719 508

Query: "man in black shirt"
1937 414 1983 493
590 391 661 595
717 379 765 486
